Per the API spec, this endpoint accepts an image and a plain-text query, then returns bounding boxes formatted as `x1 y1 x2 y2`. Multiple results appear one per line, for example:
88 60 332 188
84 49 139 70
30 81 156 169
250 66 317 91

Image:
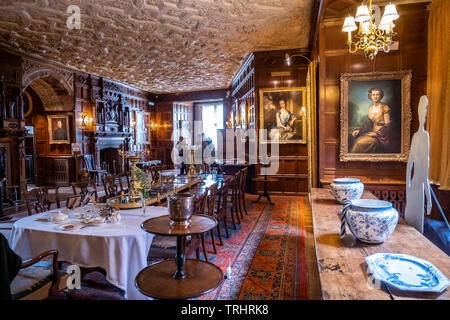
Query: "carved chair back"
207 182 219 217
102 174 124 198
72 179 98 200
24 187 51 216
84 154 96 171
216 177 230 220
193 189 208 215
239 167 248 194
149 165 162 184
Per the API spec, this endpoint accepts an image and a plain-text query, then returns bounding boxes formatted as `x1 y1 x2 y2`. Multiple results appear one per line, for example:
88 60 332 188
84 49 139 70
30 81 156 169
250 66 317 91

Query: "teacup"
94 216 106 225
73 211 84 219
110 213 121 224
52 211 68 223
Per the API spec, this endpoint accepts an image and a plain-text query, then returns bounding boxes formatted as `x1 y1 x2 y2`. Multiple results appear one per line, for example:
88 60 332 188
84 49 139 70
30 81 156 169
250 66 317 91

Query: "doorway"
24 126 35 184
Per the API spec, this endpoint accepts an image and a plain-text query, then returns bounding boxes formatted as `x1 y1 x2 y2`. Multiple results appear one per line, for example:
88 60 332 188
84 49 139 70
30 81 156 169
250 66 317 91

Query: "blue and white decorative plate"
366 253 449 293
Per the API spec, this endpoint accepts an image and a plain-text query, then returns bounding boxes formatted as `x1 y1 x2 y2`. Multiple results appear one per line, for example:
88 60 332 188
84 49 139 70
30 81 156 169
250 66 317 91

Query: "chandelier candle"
342 0 399 59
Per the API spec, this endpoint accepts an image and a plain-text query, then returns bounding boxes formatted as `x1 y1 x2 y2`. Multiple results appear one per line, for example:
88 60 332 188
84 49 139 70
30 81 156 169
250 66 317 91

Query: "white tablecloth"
10 205 168 300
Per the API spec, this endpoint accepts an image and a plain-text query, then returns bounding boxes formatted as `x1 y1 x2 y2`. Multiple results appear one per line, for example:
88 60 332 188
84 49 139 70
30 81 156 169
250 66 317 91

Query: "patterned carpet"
51 195 309 300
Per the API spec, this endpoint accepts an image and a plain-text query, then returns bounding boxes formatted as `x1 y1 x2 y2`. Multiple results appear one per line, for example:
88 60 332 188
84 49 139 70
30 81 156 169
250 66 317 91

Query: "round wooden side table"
135 214 223 299
252 175 279 205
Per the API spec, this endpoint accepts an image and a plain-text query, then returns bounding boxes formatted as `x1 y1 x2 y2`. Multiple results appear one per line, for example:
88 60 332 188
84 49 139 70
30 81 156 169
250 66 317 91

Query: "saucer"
57 222 81 231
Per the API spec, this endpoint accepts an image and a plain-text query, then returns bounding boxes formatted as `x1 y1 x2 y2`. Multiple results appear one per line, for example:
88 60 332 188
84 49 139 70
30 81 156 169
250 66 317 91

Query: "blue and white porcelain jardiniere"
342 199 399 244
330 178 364 204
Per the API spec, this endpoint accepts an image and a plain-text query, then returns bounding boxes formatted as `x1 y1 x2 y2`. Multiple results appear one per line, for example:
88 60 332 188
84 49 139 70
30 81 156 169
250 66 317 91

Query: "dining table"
10 204 169 300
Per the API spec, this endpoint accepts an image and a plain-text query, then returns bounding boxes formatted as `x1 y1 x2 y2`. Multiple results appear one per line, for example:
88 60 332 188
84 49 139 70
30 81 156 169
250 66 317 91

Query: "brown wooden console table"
310 188 450 300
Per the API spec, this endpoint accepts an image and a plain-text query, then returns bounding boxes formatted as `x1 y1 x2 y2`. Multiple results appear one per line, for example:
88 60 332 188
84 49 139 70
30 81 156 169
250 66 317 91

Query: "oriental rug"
49 196 308 300
198 195 307 300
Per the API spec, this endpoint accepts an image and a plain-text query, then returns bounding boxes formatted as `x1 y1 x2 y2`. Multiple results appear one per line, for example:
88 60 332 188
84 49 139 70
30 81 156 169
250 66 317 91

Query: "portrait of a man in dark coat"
53 120 67 140
48 116 69 144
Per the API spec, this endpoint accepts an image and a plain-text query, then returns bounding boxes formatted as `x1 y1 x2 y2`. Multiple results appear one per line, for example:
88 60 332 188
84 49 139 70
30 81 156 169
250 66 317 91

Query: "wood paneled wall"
152 101 175 167
318 3 429 191
230 50 311 194
0 50 26 192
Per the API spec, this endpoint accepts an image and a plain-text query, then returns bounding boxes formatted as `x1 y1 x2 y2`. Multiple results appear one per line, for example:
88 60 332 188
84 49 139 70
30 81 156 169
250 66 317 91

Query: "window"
201 103 223 150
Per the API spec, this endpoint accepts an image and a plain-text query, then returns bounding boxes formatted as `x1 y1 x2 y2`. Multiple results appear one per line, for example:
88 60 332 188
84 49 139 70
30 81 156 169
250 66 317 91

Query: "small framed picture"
48 115 70 144
136 111 150 145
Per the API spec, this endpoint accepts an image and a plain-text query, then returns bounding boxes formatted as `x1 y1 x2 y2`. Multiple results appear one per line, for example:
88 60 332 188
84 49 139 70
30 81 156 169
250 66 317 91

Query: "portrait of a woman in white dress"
269 99 299 140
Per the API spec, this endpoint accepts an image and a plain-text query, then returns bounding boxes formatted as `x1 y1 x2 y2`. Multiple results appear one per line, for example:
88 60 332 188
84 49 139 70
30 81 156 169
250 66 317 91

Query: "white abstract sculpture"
405 95 432 233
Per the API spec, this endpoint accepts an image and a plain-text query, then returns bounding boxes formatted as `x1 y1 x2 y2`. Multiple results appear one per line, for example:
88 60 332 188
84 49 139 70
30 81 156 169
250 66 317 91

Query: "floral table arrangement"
133 166 152 216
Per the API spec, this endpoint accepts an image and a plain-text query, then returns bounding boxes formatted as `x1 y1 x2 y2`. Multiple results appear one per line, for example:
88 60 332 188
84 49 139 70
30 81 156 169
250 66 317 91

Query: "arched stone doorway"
22 70 75 186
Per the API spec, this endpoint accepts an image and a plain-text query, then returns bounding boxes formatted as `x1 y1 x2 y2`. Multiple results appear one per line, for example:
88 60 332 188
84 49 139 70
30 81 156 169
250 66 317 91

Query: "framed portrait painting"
339 70 412 162
48 115 70 144
136 111 150 145
259 87 307 144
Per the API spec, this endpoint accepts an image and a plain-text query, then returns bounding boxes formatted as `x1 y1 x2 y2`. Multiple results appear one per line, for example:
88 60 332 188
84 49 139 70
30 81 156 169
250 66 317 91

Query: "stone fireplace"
93 135 130 174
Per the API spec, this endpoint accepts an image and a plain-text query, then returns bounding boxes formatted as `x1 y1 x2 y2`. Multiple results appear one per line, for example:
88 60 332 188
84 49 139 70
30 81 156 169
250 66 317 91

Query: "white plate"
366 253 450 293
57 222 82 231
81 220 105 227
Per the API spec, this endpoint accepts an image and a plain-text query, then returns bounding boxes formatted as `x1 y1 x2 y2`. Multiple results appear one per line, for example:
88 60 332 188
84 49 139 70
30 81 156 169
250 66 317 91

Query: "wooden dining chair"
206 182 219 253
214 177 231 245
102 174 125 199
238 167 249 217
83 154 108 186
71 179 99 202
23 187 52 216
149 165 162 184
190 190 209 261
228 172 242 228
9 249 64 300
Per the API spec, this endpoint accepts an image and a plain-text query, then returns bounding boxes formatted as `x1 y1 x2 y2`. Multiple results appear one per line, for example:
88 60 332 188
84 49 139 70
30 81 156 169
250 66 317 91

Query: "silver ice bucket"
168 193 194 227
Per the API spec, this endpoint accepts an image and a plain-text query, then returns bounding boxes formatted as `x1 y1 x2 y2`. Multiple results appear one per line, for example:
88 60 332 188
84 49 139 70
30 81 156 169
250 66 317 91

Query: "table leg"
174 235 186 279
265 193 275 206
253 194 262 203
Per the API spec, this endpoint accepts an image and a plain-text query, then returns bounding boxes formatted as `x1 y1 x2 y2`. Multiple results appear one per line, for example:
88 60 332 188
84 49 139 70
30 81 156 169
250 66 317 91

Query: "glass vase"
141 192 148 217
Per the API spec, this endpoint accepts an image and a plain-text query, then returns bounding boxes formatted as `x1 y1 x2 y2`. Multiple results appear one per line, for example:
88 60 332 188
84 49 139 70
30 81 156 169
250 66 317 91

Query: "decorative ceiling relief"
0 0 313 93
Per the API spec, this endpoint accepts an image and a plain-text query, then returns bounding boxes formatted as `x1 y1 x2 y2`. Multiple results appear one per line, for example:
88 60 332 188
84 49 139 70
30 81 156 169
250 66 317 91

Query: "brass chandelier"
342 0 399 59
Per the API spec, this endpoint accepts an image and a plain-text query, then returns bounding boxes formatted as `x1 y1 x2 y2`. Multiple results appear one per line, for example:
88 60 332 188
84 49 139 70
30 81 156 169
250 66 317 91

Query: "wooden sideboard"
310 188 450 300
38 155 75 187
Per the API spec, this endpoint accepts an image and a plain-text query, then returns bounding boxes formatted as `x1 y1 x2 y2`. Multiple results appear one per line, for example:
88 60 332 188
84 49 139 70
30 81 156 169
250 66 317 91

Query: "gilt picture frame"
259 87 307 144
48 115 70 144
339 70 412 162
136 111 150 145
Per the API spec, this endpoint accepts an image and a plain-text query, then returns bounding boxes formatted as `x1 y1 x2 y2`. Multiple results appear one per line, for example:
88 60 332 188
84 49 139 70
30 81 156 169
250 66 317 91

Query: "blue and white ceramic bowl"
330 178 364 204
344 199 399 243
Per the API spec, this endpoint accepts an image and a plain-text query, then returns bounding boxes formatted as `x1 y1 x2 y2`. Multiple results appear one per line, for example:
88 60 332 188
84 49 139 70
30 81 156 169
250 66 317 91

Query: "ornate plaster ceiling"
0 0 314 93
